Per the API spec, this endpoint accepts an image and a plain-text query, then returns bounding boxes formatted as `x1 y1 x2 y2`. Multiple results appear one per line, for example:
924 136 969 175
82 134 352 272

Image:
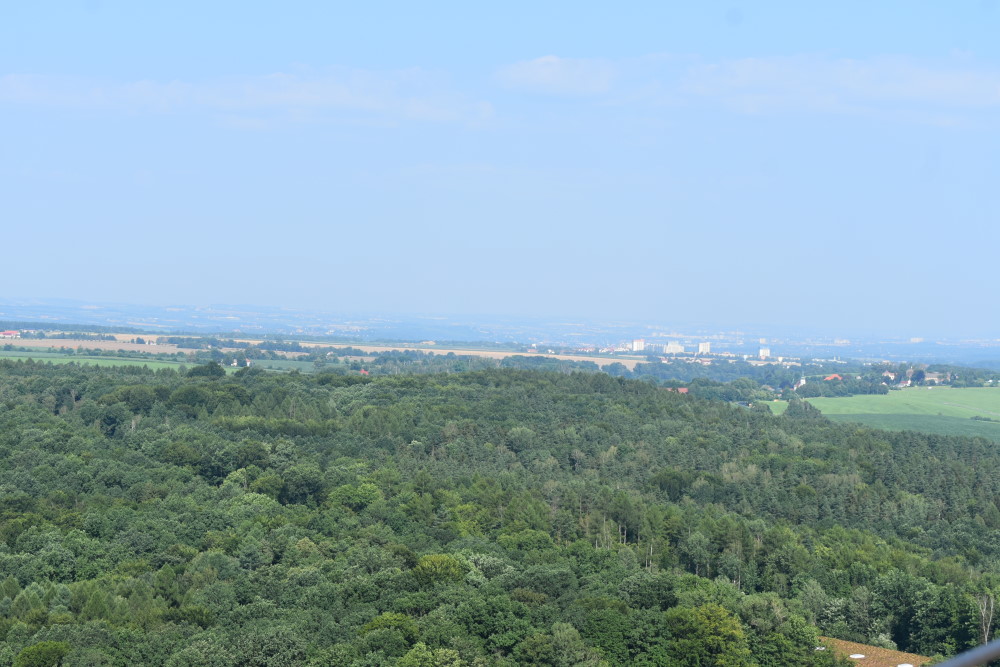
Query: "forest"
0 359 997 665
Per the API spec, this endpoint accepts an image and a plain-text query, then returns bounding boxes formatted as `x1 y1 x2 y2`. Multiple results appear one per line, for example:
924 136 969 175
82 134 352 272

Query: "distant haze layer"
3 2 1000 336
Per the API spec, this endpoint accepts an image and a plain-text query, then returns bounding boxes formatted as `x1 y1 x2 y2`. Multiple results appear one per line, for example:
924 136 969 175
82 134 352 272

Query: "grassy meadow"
0 348 320 374
245 358 319 373
0 350 186 371
769 387 1000 440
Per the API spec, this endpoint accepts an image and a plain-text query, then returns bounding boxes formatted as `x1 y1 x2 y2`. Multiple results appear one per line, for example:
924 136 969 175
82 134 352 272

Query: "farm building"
0 330 20 339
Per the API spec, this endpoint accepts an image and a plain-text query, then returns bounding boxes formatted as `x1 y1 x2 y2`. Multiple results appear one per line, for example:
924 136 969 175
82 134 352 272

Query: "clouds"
496 55 615 95
5 53 1000 127
681 55 1000 115
492 53 1000 125
0 68 493 125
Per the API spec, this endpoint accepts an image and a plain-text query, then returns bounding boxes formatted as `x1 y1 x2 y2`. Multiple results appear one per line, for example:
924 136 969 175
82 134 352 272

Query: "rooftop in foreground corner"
819 637 930 667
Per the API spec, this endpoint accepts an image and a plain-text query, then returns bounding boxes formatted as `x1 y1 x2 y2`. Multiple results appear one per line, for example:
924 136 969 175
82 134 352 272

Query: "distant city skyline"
2 296 998 347
4 2 1000 335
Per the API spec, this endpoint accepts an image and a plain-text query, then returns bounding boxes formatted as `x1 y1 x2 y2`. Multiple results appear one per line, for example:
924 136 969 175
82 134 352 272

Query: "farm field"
233 338 648 370
770 387 1000 440
5 338 183 353
246 358 317 373
0 350 186 371
10 335 646 370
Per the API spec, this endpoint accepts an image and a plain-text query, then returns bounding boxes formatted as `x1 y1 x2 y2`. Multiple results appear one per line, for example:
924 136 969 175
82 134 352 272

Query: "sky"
3 1 1000 336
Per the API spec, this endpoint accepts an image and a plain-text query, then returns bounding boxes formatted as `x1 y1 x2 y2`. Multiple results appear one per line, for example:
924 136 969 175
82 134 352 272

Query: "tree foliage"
0 360 993 663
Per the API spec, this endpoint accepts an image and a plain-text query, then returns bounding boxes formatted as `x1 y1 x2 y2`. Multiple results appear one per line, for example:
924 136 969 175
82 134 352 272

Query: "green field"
769 387 1000 440
247 359 319 373
0 349 319 374
0 350 186 370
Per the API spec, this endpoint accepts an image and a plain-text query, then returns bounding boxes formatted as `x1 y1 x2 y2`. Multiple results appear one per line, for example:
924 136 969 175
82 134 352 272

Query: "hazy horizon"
1 295 998 343
5 2 1000 336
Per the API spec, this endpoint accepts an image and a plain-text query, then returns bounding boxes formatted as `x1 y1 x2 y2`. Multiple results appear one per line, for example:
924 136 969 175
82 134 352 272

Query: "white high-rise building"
631 339 645 352
697 342 711 355
759 347 771 359
665 342 685 354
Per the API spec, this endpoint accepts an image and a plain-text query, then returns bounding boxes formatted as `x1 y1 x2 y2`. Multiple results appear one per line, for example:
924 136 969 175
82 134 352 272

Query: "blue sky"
3 2 1000 336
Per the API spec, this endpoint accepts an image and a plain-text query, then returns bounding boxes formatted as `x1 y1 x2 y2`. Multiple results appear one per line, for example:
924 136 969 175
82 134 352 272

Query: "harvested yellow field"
232 339 644 370
8 335 642 370
219 348 310 358
820 637 929 667
5 339 183 354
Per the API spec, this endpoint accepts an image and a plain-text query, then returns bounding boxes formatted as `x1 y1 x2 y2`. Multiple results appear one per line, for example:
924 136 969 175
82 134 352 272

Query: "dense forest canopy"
0 360 996 665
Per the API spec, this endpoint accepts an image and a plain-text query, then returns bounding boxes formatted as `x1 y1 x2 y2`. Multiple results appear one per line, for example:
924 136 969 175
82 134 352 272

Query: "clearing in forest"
773 387 1000 440
820 637 929 666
